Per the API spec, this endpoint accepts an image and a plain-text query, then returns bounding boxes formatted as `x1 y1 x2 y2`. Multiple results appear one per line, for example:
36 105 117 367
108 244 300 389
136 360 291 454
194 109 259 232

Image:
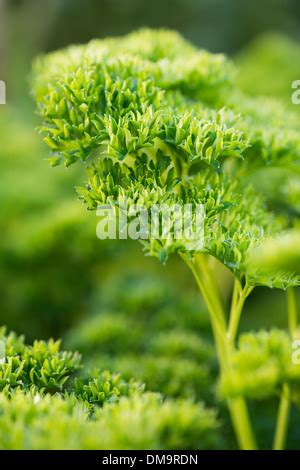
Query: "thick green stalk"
181 253 257 449
273 384 291 450
181 254 227 345
228 397 258 450
230 279 241 321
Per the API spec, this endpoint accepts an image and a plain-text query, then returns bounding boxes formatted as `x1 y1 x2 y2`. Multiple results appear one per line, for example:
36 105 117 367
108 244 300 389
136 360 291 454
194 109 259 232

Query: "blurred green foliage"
0 328 222 450
66 273 215 402
236 33 300 107
0 107 125 338
219 329 300 401
0 390 223 450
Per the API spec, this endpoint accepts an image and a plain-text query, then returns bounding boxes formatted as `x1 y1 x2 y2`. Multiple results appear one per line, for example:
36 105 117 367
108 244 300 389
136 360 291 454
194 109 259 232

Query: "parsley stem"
228 397 257 450
182 253 257 449
273 289 298 450
227 283 253 345
273 384 290 450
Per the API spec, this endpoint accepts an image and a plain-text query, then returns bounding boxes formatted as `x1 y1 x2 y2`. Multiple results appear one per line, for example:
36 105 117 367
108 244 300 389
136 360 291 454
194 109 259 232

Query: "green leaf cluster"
32 28 300 288
0 327 221 450
0 327 81 393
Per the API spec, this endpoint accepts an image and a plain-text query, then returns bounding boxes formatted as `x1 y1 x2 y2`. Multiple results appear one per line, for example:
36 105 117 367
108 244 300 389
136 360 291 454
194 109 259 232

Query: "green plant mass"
0 327 222 450
27 28 300 450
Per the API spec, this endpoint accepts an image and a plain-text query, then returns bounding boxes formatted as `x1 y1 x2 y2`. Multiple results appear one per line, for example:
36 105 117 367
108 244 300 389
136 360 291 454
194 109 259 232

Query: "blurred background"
1 0 300 103
0 0 300 448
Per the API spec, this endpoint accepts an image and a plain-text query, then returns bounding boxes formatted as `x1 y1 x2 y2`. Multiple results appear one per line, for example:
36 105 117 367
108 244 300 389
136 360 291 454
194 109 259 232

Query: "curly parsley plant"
32 29 300 450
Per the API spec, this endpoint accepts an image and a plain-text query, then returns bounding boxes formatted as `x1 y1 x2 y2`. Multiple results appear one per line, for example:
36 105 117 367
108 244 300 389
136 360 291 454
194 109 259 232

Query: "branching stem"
181 253 257 450
227 282 253 345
